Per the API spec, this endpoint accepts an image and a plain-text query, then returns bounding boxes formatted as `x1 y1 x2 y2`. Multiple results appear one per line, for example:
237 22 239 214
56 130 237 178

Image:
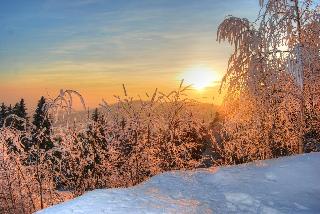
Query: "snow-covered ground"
38 153 320 214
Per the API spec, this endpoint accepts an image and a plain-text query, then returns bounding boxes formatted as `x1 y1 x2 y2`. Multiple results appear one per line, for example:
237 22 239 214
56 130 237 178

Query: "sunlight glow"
181 66 218 90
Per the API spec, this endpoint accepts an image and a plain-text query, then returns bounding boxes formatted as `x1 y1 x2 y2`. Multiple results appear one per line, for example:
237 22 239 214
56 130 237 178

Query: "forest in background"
0 0 319 213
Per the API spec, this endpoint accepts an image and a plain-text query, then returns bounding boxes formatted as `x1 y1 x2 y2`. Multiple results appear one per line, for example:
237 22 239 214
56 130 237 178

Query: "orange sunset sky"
0 0 258 111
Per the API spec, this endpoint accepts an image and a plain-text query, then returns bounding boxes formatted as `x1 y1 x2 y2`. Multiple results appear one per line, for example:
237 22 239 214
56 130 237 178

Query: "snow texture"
38 153 320 214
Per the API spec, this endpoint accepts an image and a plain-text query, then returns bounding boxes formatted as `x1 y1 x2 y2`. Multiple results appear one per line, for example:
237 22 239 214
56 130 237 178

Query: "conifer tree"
12 98 28 130
92 108 99 122
0 103 7 127
32 96 53 150
4 104 13 127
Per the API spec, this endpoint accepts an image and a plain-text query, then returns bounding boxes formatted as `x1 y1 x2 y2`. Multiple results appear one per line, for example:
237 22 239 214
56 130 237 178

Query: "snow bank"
38 153 320 213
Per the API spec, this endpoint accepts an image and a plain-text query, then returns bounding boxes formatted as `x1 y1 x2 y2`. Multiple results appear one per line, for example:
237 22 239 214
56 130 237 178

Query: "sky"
0 0 259 110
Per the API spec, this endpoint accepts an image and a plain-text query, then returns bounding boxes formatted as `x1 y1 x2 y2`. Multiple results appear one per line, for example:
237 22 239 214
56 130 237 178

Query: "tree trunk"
293 0 305 154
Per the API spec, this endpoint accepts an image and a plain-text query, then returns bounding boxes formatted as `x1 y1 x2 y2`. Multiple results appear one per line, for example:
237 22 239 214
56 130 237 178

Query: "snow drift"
38 153 320 214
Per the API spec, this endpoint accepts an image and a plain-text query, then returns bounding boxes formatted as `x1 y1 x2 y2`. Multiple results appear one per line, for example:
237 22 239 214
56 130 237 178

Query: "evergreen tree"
0 103 7 127
4 104 13 127
32 96 53 150
1 102 24 153
92 108 99 122
12 99 28 130
7 104 12 114
16 99 28 118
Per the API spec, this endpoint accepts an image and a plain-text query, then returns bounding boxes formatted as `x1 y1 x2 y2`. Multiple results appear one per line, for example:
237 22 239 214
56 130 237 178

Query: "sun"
182 66 218 90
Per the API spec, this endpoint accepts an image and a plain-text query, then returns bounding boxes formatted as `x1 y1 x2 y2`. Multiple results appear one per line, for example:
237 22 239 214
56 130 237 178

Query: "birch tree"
217 0 320 157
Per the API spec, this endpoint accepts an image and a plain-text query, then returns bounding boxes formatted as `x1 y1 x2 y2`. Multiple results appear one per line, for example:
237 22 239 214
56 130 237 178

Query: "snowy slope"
38 153 320 214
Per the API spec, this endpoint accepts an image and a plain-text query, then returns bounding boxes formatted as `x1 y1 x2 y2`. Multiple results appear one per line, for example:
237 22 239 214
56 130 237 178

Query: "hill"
38 153 320 214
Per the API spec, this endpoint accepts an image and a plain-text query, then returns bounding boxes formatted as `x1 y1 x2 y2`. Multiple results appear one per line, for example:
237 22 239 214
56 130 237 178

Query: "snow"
38 153 320 214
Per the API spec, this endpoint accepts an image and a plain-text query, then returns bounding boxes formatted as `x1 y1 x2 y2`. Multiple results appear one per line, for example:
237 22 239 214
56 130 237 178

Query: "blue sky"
0 0 259 108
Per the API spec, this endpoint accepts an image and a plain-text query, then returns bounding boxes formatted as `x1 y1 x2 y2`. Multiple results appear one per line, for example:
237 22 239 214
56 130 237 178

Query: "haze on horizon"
0 0 258 110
